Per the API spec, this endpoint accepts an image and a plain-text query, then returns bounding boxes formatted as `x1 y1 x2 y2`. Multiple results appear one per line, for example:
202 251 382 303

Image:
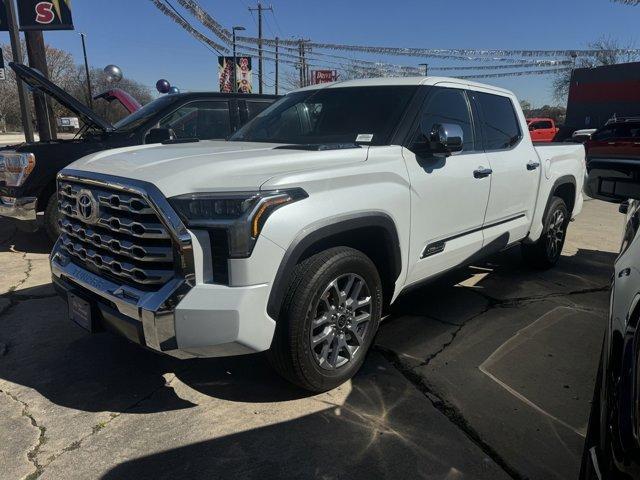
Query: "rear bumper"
0 196 38 224
50 241 276 359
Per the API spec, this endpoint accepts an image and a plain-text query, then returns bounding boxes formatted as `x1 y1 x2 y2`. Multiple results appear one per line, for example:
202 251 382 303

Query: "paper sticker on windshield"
356 134 374 143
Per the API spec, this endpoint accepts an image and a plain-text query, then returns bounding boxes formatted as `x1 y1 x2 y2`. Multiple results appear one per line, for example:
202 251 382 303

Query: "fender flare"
266 212 402 320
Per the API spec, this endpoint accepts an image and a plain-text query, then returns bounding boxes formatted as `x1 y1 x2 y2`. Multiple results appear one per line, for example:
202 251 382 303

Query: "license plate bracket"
68 293 95 332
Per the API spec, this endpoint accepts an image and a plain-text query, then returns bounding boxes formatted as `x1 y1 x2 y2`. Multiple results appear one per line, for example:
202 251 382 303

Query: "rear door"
471 90 539 247
402 86 491 285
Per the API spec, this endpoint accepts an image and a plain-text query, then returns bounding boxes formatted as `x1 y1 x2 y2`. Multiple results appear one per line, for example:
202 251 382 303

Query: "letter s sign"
35 2 55 24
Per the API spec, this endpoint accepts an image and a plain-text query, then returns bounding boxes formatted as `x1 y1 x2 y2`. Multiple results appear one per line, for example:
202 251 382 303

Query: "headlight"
0 152 36 187
169 189 307 257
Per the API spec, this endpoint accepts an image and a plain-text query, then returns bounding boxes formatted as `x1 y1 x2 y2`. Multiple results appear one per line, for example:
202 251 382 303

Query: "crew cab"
50 78 586 391
527 117 559 142
0 63 278 241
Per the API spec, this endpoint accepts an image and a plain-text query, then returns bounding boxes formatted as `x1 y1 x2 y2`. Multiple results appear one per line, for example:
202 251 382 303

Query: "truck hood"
66 141 369 197
10 63 114 132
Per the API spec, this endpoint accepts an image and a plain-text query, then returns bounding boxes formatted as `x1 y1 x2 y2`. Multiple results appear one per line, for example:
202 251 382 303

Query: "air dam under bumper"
51 244 276 359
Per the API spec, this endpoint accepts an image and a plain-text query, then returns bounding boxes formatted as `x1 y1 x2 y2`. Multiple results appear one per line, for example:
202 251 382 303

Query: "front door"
403 86 491 286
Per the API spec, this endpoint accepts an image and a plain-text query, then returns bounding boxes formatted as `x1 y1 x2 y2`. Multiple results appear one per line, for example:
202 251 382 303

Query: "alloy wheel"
308 273 372 370
546 209 566 260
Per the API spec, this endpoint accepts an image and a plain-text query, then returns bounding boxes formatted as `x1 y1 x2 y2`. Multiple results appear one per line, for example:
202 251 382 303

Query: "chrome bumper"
51 241 194 359
0 196 37 221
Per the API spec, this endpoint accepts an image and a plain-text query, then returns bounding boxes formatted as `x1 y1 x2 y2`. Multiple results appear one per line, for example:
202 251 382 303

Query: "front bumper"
0 196 37 222
51 241 276 359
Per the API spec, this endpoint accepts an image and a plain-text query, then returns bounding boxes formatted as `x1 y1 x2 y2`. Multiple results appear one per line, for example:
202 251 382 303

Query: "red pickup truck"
527 117 559 142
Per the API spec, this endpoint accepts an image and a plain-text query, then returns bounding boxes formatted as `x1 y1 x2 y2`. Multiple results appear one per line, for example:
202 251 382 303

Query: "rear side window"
475 93 521 150
531 120 553 130
159 101 231 140
246 100 272 119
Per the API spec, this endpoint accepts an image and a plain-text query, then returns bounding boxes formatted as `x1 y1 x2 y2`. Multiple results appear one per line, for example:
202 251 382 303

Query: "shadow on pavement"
98 352 504 480
0 219 52 255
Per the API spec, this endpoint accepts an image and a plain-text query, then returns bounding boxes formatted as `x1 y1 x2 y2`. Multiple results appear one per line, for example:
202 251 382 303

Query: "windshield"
229 86 417 146
113 96 178 131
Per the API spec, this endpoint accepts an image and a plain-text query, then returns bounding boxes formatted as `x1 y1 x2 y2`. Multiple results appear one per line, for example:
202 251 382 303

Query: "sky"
1 0 639 107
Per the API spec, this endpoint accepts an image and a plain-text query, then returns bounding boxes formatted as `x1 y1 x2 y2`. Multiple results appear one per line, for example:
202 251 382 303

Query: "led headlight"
169 189 307 257
0 152 36 187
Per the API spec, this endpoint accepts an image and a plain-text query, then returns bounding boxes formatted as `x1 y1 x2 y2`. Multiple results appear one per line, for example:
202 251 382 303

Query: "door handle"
526 161 540 170
473 167 492 178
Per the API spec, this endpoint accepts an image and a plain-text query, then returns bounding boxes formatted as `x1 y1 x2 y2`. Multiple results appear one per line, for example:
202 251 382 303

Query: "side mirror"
145 128 176 144
528 125 535 131
585 159 640 203
421 123 464 156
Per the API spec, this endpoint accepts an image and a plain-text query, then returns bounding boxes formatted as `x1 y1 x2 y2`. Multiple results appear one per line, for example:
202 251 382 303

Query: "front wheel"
43 192 61 244
267 247 382 392
522 196 569 269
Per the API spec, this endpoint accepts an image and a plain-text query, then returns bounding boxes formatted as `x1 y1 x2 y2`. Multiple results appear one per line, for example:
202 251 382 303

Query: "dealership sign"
312 70 338 84
218 56 252 93
18 0 74 30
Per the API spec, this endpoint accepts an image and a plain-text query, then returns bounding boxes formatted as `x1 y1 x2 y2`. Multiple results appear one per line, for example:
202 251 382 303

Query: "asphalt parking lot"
0 199 621 480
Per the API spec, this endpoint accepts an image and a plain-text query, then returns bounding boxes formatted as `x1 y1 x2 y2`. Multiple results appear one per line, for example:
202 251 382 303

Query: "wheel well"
296 226 399 309
553 181 576 214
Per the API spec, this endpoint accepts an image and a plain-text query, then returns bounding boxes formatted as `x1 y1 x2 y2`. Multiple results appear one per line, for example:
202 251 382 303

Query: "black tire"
43 192 60 243
522 196 569 269
267 247 382 392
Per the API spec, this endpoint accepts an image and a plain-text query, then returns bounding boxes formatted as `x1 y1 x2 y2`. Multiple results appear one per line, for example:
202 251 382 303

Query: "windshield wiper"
274 143 362 151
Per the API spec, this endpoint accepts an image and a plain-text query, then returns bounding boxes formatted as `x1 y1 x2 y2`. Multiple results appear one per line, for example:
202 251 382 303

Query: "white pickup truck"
50 77 586 391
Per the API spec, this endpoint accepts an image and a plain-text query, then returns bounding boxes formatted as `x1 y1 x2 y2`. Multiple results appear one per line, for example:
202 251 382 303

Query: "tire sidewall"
292 252 382 390
44 192 60 243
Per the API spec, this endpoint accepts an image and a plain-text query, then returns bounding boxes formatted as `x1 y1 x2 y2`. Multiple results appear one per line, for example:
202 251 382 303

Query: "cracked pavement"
0 199 622 479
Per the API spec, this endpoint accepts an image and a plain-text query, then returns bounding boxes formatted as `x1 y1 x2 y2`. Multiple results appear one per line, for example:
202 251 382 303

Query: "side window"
475 93 522 150
246 100 272 120
416 88 474 152
531 120 552 130
159 101 231 140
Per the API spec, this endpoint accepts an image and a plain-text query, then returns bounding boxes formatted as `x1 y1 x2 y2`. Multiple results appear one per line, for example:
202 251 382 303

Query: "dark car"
0 63 278 241
580 158 640 478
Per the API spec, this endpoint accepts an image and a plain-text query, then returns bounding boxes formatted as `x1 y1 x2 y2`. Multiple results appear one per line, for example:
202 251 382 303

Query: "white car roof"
295 76 514 97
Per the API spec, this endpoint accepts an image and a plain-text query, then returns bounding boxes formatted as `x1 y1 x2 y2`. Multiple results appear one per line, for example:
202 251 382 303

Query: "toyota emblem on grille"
76 189 100 224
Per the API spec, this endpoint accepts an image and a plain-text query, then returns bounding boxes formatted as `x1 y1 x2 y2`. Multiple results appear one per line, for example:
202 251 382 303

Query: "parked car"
0 63 278 241
584 117 640 161
580 158 640 479
50 77 586 391
527 117 559 142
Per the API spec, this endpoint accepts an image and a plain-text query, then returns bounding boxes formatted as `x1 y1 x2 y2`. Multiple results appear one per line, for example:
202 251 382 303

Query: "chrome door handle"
473 167 492 178
526 161 540 170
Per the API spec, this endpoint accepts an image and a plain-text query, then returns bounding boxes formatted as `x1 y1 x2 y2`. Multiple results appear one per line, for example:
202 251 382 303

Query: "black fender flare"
266 212 402 320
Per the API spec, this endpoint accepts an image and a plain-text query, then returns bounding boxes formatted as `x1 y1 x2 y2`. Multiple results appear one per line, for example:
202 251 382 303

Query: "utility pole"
274 36 279 95
25 31 56 141
5 0 34 142
248 2 273 94
80 33 93 108
298 40 304 87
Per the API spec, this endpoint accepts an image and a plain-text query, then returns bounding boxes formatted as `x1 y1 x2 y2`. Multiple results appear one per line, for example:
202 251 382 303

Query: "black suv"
0 63 278 240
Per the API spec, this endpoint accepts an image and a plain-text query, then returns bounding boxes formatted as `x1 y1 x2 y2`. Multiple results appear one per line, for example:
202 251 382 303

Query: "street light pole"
232 26 245 93
80 33 93 108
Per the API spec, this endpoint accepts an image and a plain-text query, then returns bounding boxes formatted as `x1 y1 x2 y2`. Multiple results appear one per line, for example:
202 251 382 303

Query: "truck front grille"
57 179 176 289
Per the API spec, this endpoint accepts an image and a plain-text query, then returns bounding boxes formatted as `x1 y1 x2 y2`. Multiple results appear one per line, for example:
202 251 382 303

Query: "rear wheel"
267 247 382 392
522 196 569 269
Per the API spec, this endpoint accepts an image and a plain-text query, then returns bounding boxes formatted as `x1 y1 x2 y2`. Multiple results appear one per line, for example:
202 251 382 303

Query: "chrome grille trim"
56 171 194 290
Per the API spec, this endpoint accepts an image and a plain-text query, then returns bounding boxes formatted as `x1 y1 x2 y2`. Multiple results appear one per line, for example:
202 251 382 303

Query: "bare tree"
553 36 639 102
